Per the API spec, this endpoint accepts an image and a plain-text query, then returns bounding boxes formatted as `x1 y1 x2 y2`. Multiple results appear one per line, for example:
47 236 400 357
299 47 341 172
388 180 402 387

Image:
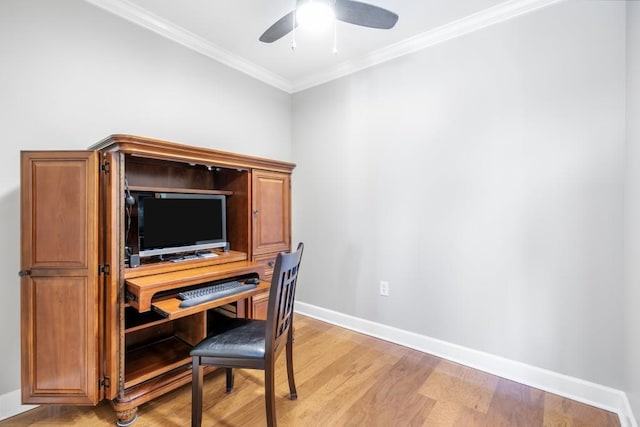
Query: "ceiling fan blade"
335 0 398 29
259 11 297 43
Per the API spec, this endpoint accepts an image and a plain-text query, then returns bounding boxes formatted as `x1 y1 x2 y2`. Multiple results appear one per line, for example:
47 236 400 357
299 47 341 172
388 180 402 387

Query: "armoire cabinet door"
20 151 102 405
251 170 291 255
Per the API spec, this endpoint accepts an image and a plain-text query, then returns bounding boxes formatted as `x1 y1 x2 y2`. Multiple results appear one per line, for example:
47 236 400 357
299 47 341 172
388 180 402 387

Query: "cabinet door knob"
253 210 259 217
268 261 275 267
18 270 30 277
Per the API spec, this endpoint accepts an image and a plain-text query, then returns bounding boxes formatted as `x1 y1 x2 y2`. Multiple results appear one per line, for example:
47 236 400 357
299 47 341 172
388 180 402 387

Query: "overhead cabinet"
19 135 295 425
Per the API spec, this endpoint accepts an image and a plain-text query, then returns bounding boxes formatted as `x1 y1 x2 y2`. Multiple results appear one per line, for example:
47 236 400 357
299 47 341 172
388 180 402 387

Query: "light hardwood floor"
1 314 620 426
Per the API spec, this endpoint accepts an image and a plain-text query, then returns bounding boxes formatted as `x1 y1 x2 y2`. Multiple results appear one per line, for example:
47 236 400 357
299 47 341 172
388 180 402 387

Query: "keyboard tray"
151 281 269 320
126 260 266 312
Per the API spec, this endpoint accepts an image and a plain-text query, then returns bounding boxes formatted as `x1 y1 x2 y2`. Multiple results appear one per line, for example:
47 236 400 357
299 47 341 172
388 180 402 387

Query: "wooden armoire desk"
19 135 294 425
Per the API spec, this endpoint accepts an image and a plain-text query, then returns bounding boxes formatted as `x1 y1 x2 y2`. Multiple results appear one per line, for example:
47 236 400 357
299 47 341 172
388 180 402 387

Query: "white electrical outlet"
380 280 389 296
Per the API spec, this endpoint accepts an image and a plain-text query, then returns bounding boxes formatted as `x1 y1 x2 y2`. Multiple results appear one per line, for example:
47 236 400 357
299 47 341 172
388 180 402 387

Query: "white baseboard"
295 301 638 427
0 389 37 421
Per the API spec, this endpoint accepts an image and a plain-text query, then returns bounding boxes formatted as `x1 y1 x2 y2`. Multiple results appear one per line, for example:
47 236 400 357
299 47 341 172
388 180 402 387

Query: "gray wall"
292 0 627 389
625 0 640 420
0 0 291 394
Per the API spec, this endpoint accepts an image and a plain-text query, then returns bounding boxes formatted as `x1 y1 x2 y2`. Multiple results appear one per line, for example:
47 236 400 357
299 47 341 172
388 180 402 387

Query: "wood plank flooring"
1 314 620 426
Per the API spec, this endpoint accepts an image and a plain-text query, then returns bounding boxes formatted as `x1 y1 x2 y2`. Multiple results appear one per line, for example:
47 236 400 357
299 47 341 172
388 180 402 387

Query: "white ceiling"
85 0 562 92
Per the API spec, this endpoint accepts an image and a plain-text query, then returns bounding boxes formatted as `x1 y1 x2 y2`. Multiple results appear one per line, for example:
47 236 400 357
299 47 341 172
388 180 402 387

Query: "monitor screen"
138 193 227 257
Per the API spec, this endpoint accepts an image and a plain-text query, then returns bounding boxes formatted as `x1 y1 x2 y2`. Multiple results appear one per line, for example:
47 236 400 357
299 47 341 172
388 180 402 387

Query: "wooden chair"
190 242 304 427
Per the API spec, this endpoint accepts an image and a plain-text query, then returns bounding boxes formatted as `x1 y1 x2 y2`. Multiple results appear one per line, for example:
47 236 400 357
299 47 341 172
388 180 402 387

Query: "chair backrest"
265 242 304 356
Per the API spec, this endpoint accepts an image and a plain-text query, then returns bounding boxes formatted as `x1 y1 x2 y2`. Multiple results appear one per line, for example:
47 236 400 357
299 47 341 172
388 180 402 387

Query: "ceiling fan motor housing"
296 0 334 7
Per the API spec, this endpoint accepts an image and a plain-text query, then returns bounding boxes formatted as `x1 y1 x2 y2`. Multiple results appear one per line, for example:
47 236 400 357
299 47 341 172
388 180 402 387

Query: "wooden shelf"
116 365 217 413
128 185 233 196
124 307 170 333
125 337 192 389
124 250 247 280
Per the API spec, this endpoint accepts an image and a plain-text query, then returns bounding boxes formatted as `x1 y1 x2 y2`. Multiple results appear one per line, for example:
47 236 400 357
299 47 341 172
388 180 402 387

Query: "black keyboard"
177 281 257 308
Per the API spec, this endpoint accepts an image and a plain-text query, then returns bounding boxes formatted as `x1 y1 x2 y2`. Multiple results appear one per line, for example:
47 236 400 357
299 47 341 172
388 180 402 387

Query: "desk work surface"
126 260 266 312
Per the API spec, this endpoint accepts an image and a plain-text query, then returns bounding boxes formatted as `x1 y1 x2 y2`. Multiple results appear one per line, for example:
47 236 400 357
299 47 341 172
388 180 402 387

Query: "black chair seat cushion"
191 319 266 359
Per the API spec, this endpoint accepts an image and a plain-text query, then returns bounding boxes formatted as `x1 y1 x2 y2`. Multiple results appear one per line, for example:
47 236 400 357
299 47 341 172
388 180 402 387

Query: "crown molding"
291 0 565 92
83 0 293 93
84 0 564 94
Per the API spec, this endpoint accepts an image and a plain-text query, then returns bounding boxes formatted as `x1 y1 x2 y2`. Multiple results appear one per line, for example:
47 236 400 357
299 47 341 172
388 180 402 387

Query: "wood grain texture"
251 171 291 256
3 315 621 427
20 151 101 406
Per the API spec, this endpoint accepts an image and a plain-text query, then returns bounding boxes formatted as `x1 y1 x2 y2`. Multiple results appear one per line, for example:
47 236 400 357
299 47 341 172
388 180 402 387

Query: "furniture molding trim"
83 0 564 94
82 0 293 93
0 389 37 421
295 301 638 427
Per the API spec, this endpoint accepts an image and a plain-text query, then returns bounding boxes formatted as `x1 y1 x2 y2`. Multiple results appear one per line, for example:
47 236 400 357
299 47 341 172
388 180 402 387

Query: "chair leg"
192 356 203 427
286 329 297 400
265 360 276 427
226 368 234 392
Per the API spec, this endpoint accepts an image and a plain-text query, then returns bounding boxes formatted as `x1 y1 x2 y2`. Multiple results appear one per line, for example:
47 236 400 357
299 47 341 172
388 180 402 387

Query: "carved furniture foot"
116 407 138 426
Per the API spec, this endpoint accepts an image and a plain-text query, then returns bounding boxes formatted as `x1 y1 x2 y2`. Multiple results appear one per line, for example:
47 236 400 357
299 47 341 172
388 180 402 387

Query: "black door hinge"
98 264 110 275
99 376 111 389
100 160 110 173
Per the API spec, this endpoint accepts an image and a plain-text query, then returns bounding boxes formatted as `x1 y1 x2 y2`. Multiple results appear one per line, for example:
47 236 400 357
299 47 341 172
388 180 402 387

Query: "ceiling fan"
259 0 399 43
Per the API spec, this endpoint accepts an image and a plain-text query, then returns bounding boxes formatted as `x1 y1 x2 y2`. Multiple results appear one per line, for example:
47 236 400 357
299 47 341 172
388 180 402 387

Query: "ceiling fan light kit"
296 0 336 30
259 0 399 47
